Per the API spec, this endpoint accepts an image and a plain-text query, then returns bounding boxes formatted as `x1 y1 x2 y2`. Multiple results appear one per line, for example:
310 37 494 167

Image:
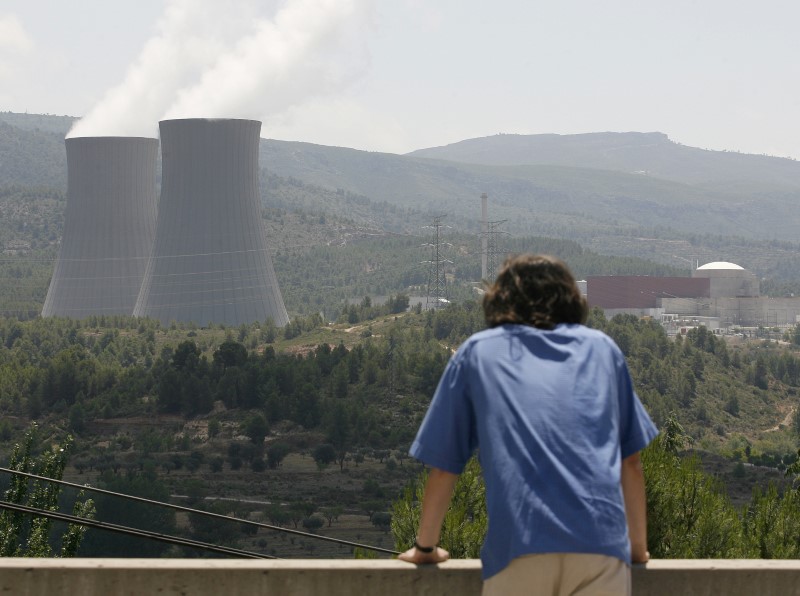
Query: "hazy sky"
1 0 798 156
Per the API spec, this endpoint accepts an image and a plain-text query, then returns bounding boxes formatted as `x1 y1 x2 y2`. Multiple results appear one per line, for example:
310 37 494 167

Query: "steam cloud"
68 0 372 139
0 14 33 54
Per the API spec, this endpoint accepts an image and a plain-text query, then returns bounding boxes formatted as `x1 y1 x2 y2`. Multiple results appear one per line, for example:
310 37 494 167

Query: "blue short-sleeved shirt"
409 323 658 580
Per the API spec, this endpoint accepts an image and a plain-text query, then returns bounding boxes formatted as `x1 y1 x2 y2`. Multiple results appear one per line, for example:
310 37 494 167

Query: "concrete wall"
1 559 799 596
692 268 759 298
662 296 800 327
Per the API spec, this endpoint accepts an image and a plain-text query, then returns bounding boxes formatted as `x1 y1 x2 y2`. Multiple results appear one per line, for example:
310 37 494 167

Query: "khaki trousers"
482 553 631 596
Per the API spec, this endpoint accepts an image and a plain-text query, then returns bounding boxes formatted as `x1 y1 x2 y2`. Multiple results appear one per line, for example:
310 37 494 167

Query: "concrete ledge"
1 558 799 595
633 560 800 595
0 559 481 596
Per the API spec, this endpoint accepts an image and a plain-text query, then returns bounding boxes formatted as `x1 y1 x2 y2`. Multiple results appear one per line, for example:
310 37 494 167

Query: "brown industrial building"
587 262 800 329
587 276 710 310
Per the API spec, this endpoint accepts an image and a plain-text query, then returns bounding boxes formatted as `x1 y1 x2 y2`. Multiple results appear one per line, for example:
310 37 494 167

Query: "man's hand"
398 545 450 565
631 547 650 564
397 468 458 565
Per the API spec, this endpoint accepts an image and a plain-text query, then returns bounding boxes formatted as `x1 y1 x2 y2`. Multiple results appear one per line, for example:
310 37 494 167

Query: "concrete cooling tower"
133 118 289 327
42 137 159 318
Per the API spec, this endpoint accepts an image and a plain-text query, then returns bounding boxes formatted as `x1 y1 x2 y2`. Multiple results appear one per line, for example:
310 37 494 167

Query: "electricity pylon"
484 219 508 282
422 215 452 309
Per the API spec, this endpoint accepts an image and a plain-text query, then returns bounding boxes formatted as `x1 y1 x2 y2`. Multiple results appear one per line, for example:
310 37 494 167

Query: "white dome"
696 261 744 271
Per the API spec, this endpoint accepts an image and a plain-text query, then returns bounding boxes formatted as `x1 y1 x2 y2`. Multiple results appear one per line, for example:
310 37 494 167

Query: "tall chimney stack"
481 193 488 280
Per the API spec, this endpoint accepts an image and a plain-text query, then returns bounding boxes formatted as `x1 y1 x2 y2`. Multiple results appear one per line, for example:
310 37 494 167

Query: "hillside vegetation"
1 304 799 558
3 112 800 282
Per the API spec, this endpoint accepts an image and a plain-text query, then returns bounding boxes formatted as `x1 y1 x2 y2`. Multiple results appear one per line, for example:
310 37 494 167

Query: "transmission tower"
485 219 508 282
422 216 452 309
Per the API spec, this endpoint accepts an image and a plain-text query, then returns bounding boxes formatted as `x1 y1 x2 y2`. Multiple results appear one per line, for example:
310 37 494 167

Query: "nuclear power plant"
133 118 289 327
42 137 159 318
587 261 800 330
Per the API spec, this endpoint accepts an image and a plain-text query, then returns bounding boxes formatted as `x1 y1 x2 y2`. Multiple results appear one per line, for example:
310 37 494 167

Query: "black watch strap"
414 540 435 553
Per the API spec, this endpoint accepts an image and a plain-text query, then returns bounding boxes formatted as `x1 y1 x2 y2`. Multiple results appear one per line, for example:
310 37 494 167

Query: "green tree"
742 485 800 558
172 340 200 370
392 458 486 558
753 355 769 390
267 443 290 469
371 511 392 533
312 444 336 470
68 402 86 433
80 467 175 557
302 515 325 533
321 505 344 527
265 504 291 526
331 362 349 399
387 294 410 314
208 418 221 439
189 501 240 545
724 394 740 417
0 425 95 557
213 340 248 370
326 402 352 470
242 414 269 445
642 436 743 558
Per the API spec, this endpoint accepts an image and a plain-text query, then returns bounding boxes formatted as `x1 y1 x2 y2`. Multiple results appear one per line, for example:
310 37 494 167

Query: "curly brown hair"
483 254 587 329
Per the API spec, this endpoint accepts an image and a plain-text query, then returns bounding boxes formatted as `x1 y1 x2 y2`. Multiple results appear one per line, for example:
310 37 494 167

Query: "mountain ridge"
3 112 800 276
407 131 800 189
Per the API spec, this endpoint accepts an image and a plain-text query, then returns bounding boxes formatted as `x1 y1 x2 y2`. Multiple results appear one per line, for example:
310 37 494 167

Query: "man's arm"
621 452 649 563
398 467 458 564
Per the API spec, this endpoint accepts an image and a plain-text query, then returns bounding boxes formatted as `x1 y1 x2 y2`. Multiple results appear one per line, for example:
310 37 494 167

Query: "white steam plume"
69 0 372 138
163 0 370 121
67 0 258 138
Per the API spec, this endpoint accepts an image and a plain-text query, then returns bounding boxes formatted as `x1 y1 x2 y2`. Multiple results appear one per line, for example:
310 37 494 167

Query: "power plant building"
691 261 759 298
42 137 159 318
590 261 800 328
133 118 289 327
587 276 710 313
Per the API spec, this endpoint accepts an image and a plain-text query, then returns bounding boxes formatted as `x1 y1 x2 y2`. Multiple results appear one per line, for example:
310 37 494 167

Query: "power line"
0 500 275 559
0 467 400 556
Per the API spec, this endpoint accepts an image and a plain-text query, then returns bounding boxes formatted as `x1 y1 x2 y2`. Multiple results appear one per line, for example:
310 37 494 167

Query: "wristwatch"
414 540 435 553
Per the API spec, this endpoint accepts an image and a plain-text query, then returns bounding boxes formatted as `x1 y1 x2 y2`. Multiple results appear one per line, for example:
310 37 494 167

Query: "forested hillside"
1 304 799 558
0 121 66 188
261 137 800 243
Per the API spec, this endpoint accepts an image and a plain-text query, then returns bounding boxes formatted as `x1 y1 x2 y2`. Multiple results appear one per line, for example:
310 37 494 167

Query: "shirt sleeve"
615 350 659 459
409 347 477 474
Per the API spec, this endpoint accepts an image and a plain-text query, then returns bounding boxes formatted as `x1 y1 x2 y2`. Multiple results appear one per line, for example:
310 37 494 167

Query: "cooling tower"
133 118 289 327
42 137 159 318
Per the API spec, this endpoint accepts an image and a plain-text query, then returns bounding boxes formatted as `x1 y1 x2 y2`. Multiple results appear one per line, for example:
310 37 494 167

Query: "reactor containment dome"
42 136 159 318
693 260 759 298
133 118 289 327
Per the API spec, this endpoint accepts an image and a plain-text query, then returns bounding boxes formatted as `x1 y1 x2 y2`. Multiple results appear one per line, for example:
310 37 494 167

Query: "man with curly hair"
400 254 657 595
